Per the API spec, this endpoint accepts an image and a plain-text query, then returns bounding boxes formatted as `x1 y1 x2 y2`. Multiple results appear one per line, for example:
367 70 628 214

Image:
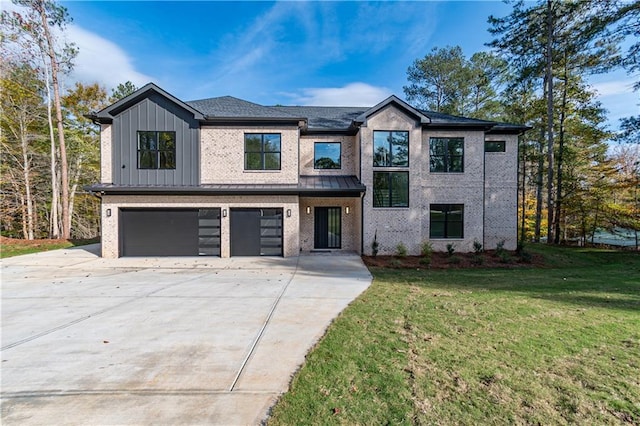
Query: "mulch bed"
362 250 544 269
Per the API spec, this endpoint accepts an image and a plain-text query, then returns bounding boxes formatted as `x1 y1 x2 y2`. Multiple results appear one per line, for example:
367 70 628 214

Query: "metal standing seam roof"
86 175 365 196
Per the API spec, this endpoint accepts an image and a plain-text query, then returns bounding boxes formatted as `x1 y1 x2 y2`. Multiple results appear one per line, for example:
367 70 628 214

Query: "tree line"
405 0 639 247
1 0 136 240
1 0 638 247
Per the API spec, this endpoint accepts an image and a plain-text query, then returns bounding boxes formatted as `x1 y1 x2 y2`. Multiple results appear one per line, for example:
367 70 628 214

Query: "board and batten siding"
112 92 199 186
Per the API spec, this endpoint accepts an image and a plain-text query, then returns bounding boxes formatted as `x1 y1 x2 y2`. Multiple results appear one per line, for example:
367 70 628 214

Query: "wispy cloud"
65 25 154 91
288 83 392 106
591 79 637 97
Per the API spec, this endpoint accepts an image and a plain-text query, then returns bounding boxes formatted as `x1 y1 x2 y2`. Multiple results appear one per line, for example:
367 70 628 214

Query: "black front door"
314 207 341 249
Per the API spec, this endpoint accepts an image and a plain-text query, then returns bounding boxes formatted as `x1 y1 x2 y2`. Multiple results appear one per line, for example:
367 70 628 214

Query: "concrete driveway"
0 245 371 425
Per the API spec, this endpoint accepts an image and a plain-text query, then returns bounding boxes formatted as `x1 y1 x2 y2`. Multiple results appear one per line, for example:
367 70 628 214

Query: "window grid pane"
244 134 281 170
430 204 464 238
137 131 175 169
374 131 409 167
430 137 464 173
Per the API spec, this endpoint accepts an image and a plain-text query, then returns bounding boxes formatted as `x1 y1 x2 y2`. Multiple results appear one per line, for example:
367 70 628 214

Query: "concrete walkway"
0 245 372 425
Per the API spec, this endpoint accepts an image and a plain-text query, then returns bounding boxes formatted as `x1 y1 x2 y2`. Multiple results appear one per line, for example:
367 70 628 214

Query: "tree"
2 0 77 239
62 82 107 237
110 81 138 103
0 62 45 239
489 0 621 243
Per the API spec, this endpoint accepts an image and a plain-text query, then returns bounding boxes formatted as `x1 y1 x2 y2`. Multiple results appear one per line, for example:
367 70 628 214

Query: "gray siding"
112 92 199 185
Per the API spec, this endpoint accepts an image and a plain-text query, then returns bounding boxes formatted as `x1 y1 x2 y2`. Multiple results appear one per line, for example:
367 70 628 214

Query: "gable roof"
88 82 529 133
355 95 431 125
90 83 205 123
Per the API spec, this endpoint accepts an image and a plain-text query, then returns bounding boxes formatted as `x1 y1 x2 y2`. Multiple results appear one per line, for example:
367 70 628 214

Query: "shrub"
396 242 408 258
446 243 456 257
389 258 402 268
421 240 433 258
448 255 461 265
419 256 431 267
496 240 506 256
473 240 483 254
471 254 485 265
371 232 379 257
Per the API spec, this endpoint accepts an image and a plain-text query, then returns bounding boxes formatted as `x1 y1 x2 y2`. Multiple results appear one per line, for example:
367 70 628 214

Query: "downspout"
482 138 486 249
359 129 364 255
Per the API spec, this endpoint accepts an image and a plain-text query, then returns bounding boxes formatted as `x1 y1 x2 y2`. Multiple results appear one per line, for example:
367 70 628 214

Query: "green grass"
268 246 640 425
0 238 98 258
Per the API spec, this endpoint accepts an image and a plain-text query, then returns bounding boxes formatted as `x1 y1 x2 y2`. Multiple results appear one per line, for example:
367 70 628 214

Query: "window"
374 131 409 167
373 171 409 208
485 140 506 152
314 142 341 169
430 204 464 238
429 137 464 172
137 131 176 169
245 133 281 170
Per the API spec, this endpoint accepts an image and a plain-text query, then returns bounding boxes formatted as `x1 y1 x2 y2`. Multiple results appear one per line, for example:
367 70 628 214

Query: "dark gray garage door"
230 208 283 256
120 209 220 257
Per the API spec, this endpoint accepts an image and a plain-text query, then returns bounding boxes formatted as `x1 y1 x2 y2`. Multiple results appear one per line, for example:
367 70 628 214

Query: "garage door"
120 209 220 257
230 208 283 256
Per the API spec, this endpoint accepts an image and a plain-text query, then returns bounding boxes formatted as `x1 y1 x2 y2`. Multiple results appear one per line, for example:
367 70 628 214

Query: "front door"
314 207 341 249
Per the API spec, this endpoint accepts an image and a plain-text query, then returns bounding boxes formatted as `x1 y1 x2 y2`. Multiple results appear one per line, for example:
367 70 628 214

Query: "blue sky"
6 1 637 127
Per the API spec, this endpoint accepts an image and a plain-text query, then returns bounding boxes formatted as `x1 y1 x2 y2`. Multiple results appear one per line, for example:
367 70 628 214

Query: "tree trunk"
20 122 35 240
545 0 555 244
554 58 568 244
534 130 545 242
37 1 70 239
43 60 60 239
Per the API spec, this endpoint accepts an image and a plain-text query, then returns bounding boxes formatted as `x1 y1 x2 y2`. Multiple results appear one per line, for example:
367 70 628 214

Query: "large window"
245 133 281 170
429 137 464 172
374 131 409 167
430 204 464 238
137 131 176 169
314 142 341 169
373 171 409 208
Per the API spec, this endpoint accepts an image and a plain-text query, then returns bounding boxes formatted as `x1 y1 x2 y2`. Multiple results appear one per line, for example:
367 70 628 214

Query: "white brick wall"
299 135 358 176
100 124 112 184
200 126 299 184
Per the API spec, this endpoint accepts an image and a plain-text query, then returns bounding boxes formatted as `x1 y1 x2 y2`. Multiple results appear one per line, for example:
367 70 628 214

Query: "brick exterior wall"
100 124 112 184
484 135 518 250
299 197 361 253
299 135 358 176
101 195 300 258
200 126 299 184
360 106 424 255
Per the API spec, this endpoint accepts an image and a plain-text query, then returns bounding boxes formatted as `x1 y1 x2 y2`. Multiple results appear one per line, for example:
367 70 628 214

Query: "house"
87 83 528 258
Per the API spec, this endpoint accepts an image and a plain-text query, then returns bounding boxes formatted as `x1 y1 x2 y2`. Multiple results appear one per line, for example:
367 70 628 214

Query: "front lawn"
268 246 640 424
0 236 98 258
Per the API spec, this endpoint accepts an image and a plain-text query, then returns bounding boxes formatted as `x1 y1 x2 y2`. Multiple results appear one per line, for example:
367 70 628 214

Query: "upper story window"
374 131 409 167
485 140 506 152
430 137 464 173
314 142 341 169
245 133 281 170
430 204 464 238
137 131 176 169
373 171 409 208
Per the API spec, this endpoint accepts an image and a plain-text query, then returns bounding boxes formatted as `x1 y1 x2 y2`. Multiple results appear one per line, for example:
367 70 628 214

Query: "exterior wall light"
106 208 112 217
286 209 291 217
222 209 227 217
306 206 311 215
345 206 350 215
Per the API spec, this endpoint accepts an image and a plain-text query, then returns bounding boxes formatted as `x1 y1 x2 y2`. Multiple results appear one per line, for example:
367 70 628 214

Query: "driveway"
0 245 371 425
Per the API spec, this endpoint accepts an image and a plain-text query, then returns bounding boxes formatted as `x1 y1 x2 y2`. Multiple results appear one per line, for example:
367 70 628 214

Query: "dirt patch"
362 250 544 269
